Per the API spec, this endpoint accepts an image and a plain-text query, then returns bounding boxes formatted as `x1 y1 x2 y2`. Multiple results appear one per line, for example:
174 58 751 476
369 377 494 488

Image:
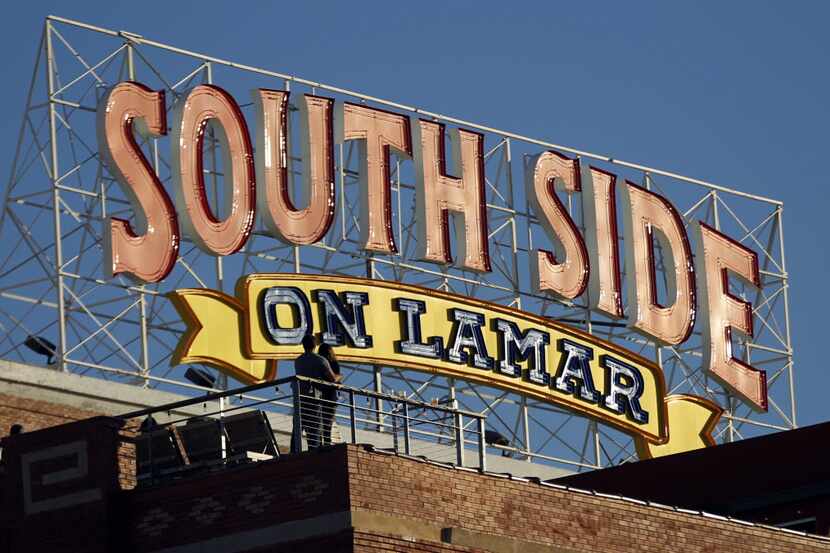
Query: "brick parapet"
345 444 830 553
0 391 100 435
1 399 828 553
126 446 351 552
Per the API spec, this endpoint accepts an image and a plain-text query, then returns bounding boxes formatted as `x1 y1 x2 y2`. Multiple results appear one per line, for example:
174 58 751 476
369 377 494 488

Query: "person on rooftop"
318 343 341 446
293 334 340 449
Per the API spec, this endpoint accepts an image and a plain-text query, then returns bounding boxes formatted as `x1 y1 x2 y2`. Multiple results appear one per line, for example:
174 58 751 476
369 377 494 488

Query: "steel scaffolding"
0 16 795 472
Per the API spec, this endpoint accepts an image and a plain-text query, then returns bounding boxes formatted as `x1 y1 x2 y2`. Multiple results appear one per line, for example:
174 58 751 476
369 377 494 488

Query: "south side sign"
98 81 767 413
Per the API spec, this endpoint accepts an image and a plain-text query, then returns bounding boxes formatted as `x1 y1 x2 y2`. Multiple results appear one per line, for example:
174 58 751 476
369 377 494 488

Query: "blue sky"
1 1 827 426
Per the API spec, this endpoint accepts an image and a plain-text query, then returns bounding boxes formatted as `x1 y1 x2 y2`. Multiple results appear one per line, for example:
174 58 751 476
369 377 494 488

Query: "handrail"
116 375 484 421
119 375 490 483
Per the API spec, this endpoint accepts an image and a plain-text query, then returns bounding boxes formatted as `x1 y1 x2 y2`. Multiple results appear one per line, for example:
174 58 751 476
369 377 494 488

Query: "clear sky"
1 1 827 426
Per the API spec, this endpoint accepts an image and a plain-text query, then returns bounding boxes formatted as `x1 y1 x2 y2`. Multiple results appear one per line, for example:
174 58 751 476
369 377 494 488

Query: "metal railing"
116 376 488 488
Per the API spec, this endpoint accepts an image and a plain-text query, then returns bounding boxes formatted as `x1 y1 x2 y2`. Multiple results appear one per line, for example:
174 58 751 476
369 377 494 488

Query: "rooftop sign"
0 17 793 467
98 81 768 419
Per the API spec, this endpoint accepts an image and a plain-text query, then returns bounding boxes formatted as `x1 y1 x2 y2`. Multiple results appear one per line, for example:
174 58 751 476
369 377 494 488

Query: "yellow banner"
169 273 721 458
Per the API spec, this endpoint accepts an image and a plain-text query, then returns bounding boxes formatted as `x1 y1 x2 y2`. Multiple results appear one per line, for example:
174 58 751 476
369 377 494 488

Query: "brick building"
1 361 829 553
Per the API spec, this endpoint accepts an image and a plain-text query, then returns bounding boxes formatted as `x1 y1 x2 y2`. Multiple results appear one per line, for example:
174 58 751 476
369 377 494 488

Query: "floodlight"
184 367 216 389
23 335 56 365
484 429 510 447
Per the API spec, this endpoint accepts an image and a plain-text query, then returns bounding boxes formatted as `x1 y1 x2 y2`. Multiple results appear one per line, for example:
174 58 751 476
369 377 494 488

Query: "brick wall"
0 392 100 435
347 446 829 553
117 418 140 490
353 531 477 553
4 414 829 553
127 445 351 552
1 416 125 553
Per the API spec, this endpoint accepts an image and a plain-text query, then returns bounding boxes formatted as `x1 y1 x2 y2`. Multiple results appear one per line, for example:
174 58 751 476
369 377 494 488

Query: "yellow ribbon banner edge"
168 273 722 458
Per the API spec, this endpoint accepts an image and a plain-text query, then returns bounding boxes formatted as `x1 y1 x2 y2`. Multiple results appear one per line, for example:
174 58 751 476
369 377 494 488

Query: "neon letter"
335 102 412 253
172 85 256 256
526 151 589 299
395 298 443 359
261 287 312 345
315 290 373 348
601 355 649 424
581 164 624 317
692 222 766 411
553 340 599 401
413 120 491 272
620 181 696 345
447 309 494 369
254 90 335 245
97 82 179 282
493 319 549 380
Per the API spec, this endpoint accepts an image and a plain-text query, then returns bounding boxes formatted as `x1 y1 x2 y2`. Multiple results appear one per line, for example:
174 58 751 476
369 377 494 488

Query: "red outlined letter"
97 82 179 282
335 102 412 254
526 151 588 299
620 181 696 345
412 120 490 272
581 164 624 318
693 221 767 411
253 90 335 245
172 85 256 256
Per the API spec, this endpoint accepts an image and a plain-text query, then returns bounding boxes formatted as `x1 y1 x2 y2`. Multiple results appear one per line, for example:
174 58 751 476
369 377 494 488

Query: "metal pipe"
348 389 357 443
403 402 411 455
45 20 68 372
455 412 465 467
477 416 487 472
291 379 302 453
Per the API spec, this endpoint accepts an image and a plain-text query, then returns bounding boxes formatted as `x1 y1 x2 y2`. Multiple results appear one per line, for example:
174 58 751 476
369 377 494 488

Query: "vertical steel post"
477 416 487 472
402 402 411 455
391 404 399 452
521 397 531 462
139 292 150 386
591 420 602 468
339 142 347 240
126 39 134 78
348 389 357 443
123 37 151 387
367 257 384 431
777 206 796 428
205 61 229 396
292 379 302 454
455 413 465 467
219 395 227 460
373 367 383 431
45 20 67 372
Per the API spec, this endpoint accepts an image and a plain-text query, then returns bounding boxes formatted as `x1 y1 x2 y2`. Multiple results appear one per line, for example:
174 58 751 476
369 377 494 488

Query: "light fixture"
485 429 513 457
184 367 216 389
23 335 56 365
484 429 510 447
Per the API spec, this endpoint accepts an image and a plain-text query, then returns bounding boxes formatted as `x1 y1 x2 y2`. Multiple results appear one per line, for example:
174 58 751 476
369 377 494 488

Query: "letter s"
97 81 179 283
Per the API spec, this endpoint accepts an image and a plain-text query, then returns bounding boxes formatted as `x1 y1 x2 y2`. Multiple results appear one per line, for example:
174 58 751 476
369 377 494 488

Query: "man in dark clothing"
293 335 340 449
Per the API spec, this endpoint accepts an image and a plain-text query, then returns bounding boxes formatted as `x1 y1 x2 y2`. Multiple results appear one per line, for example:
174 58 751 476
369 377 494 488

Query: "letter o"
172 85 256 256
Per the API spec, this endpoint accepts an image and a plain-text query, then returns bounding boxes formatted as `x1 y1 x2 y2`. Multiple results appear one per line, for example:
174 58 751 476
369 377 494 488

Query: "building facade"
1 372 828 553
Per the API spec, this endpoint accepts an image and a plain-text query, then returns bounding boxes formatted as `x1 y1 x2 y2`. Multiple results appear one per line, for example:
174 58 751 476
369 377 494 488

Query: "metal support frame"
0 15 796 474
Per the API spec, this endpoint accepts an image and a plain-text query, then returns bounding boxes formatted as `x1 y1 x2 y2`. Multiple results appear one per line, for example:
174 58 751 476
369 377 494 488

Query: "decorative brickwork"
2 414 828 553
